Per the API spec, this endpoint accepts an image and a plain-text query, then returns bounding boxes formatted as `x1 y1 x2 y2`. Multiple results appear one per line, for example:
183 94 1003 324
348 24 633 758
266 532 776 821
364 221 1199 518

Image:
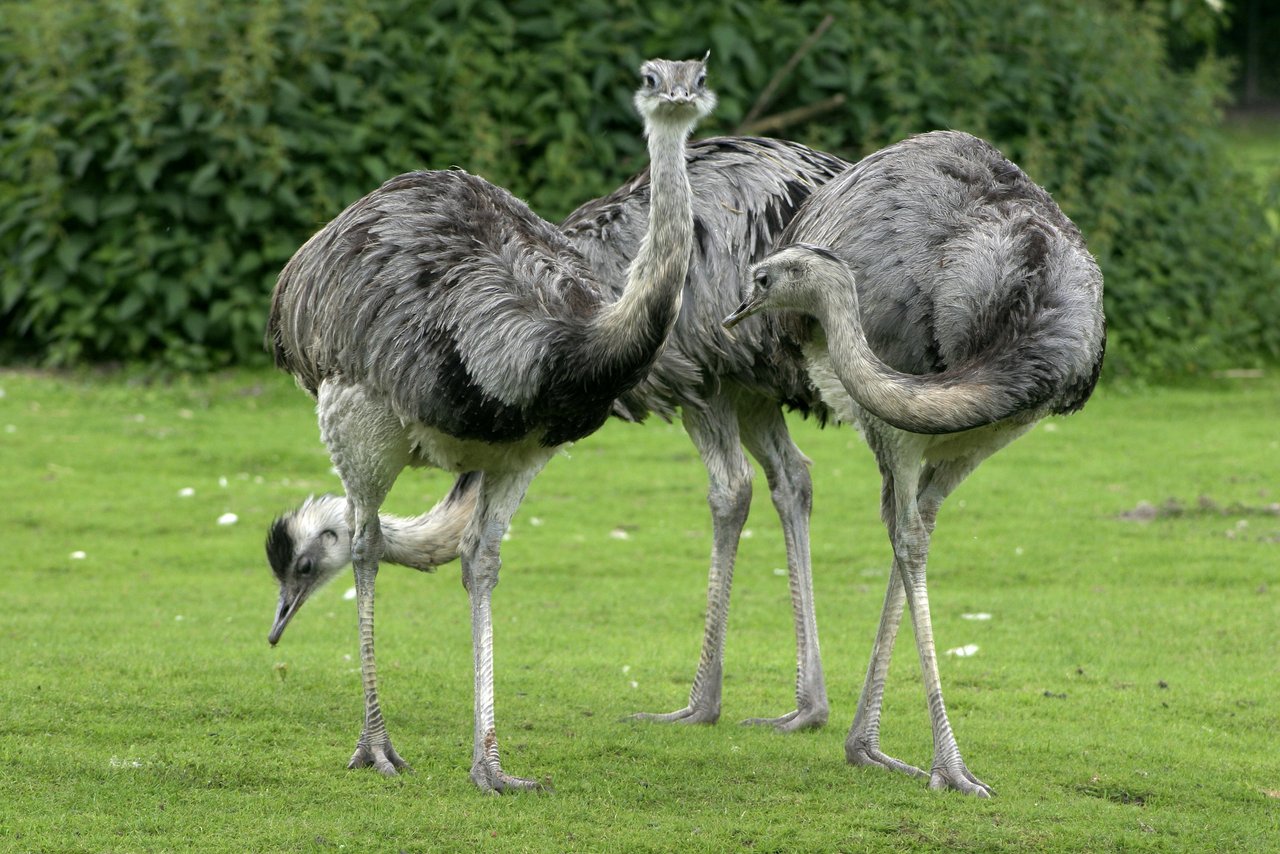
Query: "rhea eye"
695 72 707 89
753 268 770 287
297 558 314 576
642 72 658 89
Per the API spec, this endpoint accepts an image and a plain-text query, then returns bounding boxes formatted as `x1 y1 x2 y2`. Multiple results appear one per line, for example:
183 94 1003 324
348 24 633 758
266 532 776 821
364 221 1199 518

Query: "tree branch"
737 13 835 134
737 93 847 137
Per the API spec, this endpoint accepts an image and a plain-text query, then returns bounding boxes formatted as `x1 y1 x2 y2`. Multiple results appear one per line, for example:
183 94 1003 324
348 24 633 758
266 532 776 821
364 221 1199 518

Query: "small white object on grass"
961 613 992 621
773 568 786 577
217 512 238 526
946 644 979 657
343 587 357 601
178 487 195 497
609 528 631 541
70 550 87 560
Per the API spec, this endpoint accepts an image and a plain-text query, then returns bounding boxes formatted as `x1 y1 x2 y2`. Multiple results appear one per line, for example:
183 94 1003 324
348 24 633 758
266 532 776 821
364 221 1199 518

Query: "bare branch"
737 93 847 137
737 13 835 134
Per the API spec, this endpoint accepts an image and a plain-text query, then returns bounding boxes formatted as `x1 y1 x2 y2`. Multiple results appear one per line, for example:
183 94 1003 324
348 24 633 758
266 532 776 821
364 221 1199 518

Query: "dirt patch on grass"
1117 495 1280 542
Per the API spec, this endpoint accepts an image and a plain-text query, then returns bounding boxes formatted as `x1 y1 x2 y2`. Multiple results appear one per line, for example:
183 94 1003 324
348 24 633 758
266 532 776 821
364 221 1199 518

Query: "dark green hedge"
2 0 1276 377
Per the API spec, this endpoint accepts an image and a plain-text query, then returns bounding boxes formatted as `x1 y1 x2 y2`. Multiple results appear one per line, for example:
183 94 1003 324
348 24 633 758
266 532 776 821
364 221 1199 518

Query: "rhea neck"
797 261 974 435
290 493 468 575
585 114 695 373
375 510 463 571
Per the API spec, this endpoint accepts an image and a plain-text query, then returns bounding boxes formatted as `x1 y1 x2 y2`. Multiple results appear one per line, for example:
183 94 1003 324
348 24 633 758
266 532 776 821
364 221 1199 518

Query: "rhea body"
266 57 714 792
268 134 852 731
724 130 1106 795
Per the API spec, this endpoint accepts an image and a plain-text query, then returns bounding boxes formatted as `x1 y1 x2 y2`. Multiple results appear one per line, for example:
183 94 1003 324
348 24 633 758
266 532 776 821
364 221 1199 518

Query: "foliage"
2 367 1279 849
1 0 1276 376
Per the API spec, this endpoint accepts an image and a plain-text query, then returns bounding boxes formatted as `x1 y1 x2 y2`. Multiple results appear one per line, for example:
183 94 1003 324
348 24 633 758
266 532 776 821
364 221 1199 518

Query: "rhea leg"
844 566 921 777
463 465 547 793
737 397 828 731
886 446 992 796
629 393 751 725
318 383 412 775
845 432 982 783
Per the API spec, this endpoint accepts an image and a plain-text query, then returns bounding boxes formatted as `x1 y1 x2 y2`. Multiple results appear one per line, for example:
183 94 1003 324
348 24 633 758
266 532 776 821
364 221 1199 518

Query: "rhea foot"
929 761 994 797
469 759 546 794
740 703 828 732
348 739 411 776
845 736 928 780
626 704 719 725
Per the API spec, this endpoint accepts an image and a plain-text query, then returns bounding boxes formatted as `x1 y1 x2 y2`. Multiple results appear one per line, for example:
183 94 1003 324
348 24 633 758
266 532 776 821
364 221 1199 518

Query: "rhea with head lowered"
723 131 1106 796
265 56 714 793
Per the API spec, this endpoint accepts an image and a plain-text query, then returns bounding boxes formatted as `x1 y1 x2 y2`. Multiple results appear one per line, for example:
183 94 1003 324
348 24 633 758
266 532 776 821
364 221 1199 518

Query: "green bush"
1 0 1275 376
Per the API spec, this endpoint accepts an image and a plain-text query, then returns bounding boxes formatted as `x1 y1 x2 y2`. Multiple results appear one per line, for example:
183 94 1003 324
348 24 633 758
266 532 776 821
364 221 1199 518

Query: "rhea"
723 131 1107 795
269 136 852 732
265 56 714 793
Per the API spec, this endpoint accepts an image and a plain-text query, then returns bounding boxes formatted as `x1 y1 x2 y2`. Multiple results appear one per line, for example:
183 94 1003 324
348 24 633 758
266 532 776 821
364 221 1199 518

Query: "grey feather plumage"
771 130 1105 432
268 170 655 447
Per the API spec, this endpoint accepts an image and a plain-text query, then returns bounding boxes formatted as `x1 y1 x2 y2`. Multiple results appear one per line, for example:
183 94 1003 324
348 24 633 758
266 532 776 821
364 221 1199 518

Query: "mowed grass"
1223 111 1280 186
1 368 1277 852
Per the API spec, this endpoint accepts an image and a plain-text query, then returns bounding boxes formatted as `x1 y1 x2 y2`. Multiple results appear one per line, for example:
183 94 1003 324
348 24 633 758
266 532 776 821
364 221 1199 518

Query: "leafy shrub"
1 0 1275 376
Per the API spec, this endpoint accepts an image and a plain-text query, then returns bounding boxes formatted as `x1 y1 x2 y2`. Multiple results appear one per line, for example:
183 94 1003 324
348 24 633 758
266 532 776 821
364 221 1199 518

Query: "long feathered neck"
807 264 1020 435
301 475 475 574
375 511 465 570
584 118 694 372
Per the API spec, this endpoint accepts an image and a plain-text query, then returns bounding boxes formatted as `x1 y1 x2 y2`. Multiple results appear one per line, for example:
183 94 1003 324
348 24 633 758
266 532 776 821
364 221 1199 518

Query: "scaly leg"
738 397 828 731
844 566 924 778
318 383 411 775
889 456 991 797
463 465 548 793
630 393 750 725
347 511 410 775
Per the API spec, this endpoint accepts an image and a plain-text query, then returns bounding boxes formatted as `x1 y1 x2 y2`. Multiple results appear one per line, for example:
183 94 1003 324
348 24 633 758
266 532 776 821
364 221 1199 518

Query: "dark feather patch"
265 516 295 581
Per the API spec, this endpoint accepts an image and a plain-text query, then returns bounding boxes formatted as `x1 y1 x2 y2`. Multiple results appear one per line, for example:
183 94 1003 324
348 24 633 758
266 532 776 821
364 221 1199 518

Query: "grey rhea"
724 130 1107 796
265 56 715 793
267 135 852 731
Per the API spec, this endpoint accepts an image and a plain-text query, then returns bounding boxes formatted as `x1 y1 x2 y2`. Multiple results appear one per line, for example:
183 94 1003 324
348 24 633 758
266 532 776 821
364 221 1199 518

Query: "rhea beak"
722 294 765 330
268 585 307 646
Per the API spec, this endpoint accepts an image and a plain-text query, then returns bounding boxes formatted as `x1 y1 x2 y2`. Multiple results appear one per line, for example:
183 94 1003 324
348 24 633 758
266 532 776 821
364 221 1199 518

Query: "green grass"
2 368 1278 852
1223 112 1280 185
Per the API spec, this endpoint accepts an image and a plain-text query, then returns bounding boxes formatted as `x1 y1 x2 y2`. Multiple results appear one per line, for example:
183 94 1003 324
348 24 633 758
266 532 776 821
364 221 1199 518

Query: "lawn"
1 368 1277 852
1223 110 1280 185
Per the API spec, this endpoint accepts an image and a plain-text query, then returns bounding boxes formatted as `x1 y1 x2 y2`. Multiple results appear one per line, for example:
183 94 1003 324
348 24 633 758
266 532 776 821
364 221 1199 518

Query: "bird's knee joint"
770 472 812 513
461 551 501 593
708 474 752 524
